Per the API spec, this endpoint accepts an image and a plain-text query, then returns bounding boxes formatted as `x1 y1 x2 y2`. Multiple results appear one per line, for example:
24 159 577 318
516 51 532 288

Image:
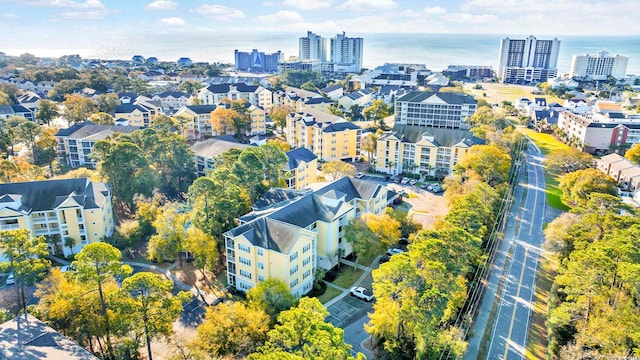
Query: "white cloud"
257 10 304 23
441 12 496 23
281 0 332 10
159 17 186 26
1 13 19 20
423 6 447 15
145 0 177 11
339 0 397 11
195 5 245 20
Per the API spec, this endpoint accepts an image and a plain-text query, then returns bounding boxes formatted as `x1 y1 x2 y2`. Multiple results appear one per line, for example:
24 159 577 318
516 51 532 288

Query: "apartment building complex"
234 49 282 73
394 91 477 128
56 121 142 169
284 147 318 190
224 177 387 295
297 31 364 73
197 83 273 112
570 51 629 80
0 178 115 258
285 108 362 162
299 31 327 62
498 36 560 83
375 125 484 178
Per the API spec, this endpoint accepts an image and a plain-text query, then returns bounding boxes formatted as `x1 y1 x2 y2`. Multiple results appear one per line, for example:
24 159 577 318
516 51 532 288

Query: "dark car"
384 175 391 181
398 237 409 245
379 255 390 263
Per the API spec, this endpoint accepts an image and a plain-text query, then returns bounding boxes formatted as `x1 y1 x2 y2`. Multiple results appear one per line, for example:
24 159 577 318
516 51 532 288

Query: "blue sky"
0 0 638 58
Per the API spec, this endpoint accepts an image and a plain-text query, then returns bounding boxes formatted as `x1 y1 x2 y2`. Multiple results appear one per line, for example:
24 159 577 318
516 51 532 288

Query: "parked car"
350 286 375 302
409 179 417 186
430 184 443 193
398 237 410 245
420 182 430 189
355 172 365 179
5 273 14 285
59 265 71 273
379 254 390 263
401 178 410 185
394 177 402 183
386 248 404 256
384 175 391 181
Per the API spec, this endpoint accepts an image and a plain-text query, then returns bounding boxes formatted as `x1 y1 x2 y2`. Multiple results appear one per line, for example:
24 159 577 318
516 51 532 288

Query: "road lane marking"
503 247 529 359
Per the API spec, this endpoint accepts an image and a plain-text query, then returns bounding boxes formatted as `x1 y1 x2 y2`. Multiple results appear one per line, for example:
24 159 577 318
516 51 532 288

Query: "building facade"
224 177 387 296
330 32 364 73
299 31 327 62
0 178 115 258
285 108 362 162
557 111 640 154
55 122 142 169
498 36 560 83
284 147 318 190
394 91 477 128
235 49 282 73
190 136 251 177
570 51 629 80
174 105 218 140
197 83 273 112
375 125 484 178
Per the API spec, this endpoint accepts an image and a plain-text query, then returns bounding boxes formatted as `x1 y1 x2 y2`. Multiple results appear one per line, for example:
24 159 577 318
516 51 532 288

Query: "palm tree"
64 237 75 257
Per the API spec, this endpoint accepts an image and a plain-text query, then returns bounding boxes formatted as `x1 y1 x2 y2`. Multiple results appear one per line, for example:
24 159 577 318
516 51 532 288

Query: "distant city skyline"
0 0 638 56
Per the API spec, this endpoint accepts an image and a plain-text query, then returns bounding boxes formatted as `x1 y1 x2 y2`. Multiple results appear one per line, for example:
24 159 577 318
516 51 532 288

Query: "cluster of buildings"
235 31 364 74
497 35 631 84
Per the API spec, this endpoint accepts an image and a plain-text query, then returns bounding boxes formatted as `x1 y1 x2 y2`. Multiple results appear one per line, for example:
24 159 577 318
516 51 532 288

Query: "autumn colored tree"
321 160 356 181
269 105 294 131
63 93 97 124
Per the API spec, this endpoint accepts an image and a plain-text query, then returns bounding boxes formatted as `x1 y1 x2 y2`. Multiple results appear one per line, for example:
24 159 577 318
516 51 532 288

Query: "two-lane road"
485 144 547 359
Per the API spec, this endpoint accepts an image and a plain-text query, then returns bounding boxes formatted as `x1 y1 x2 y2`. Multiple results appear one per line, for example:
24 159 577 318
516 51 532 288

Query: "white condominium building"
570 51 628 80
498 36 560 83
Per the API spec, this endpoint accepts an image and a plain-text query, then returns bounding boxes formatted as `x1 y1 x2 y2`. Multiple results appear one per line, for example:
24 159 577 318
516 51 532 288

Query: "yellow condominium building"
113 101 161 127
0 178 115 259
375 125 484 179
284 147 318 190
224 177 387 296
286 107 362 162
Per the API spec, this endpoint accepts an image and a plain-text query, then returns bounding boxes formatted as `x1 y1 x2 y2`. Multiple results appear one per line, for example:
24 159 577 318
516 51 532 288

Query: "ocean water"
8 33 640 75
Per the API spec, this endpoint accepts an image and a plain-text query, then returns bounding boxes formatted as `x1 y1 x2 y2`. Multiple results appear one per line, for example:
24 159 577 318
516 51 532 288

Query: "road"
484 143 547 359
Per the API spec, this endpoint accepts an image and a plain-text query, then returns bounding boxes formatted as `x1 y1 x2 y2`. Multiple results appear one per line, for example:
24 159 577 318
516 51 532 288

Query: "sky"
0 0 638 59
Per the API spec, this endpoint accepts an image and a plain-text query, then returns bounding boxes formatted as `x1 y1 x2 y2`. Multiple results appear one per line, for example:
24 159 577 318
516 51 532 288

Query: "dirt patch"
171 261 228 294
387 185 448 229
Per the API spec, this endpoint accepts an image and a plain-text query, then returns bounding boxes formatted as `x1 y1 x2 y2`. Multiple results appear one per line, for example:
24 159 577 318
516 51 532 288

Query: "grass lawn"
519 129 571 211
332 267 364 289
526 253 558 360
467 82 564 106
317 287 342 304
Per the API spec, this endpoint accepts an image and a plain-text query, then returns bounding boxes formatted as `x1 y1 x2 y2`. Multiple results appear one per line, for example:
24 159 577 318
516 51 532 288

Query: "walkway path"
324 256 379 308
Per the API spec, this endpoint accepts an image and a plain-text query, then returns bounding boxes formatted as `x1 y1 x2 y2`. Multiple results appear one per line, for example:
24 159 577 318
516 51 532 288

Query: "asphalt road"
485 144 546 360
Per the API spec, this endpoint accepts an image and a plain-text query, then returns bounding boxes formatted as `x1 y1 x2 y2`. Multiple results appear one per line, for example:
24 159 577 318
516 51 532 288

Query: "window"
290 279 298 288
290 265 298 275
239 244 251 253
290 251 298 262
303 243 311 253
303 257 311 266
239 257 251 266
303 269 311 279
239 269 252 279
258 262 264 270
258 275 265 282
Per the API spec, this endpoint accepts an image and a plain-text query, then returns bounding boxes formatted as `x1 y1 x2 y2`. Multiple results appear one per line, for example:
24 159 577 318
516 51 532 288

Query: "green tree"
178 80 202 95
36 99 59 125
147 203 187 264
72 242 132 360
184 226 218 273
250 297 357 360
269 105 294 131
193 301 270 358
0 230 50 312
455 144 511 187
15 120 42 164
321 159 356 181
95 93 120 113
91 140 158 213
281 70 325 88
559 168 618 206
344 213 401 269
0 159 19 183
546 147 594 174
63 93 97 124
89 112 114 125
363 99 390 127
247 278 298 323
121 272 190 360
34 127 58 174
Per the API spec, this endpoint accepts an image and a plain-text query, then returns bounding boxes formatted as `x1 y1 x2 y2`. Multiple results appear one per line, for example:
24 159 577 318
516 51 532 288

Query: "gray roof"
114 103 150 114
0 178 109 213
55 121 142 139
185 105 217 114
227 177 386 254
190 136 250 159
0 314 98 359
322 122 361 133
396 91 477 105
379 124 484 147
285 147 317 171
321 84 343 93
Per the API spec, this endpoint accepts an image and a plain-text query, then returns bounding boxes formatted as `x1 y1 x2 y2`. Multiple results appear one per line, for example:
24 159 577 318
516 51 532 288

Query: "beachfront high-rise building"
299 31 327 62
569 51 629 81
498 36 560 84
330 32 364 73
